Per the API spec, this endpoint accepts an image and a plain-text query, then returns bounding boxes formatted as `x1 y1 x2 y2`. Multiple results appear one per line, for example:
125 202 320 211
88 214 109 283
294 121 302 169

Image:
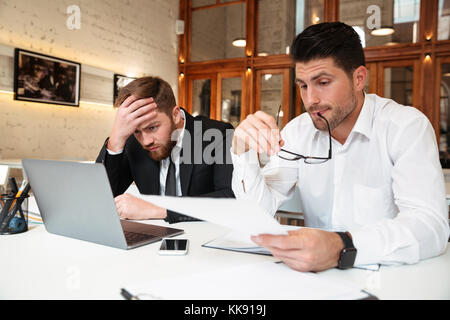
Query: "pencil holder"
0 194 29 235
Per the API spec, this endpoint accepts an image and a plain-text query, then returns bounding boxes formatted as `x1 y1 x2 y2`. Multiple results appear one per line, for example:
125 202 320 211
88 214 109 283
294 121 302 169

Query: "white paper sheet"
125 261 368 300
134 194 287 236
203 231 272 255
203 226 302 255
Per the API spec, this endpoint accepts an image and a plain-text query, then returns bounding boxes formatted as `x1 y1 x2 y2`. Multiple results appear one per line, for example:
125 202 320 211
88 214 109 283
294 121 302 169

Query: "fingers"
234 111 282 155
251 232 305 250
133 109 160 130
119 95 154 113
127 105 158 129
112 96 159 144
254 111 281 152
252 233 314 272
119 96 158 123
114 194 134 219
114 195 125 218
119 95 139 109
245 114 274 153
235 121 270 154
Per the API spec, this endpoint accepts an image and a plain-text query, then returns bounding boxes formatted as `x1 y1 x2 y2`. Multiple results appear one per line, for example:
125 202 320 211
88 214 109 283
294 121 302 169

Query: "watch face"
339 248 357 269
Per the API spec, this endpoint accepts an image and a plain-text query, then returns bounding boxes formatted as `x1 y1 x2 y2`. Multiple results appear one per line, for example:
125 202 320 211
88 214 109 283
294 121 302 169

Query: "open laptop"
22 159 184 249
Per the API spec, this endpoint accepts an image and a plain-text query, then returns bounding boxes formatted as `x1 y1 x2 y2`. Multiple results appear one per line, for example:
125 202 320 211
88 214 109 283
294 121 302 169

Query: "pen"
8 180 27 211
8 177 18 194
0 179 22 225
0 197 15 227
8 177 24 219
0 183 31 232
0 178 18 209
120 288 140 300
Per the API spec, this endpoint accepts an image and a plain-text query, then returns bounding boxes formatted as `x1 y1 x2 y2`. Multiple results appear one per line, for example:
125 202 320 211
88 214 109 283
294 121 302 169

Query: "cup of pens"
0 179 31 235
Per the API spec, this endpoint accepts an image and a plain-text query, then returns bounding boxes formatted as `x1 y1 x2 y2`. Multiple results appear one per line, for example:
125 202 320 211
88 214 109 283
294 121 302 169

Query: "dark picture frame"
113 74 136 106
14 48 81 107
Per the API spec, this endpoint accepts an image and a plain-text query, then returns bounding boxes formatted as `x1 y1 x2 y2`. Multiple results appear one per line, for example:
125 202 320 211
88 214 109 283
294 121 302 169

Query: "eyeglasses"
275 105 332 164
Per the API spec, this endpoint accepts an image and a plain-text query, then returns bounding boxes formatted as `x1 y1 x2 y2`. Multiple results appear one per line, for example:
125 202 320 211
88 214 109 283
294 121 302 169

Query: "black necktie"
165 159 176 196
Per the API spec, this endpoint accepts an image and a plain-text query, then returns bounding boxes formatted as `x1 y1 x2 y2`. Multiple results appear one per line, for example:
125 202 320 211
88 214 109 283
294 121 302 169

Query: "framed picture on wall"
113 74 136 106
13 48 81 107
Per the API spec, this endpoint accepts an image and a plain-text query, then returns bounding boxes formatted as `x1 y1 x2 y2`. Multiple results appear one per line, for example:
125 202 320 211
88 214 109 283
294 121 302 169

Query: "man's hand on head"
107 95 158 152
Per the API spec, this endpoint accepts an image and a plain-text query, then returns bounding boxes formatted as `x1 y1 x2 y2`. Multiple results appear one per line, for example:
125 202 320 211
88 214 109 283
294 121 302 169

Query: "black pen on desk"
8 180 27 210
0 179 20 225
0 197 14 226
8 177 18 194
8 177 24 219
120 288 140 300
0 183 31 231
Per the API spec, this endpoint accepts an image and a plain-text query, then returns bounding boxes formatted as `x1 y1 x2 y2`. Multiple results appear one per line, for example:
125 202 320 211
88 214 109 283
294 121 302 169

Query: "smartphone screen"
159 239 188 251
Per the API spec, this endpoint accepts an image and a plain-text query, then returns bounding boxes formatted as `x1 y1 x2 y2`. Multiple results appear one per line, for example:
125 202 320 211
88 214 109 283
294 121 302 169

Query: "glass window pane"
221 77 242 127
257 0 324 56
192 79 211 118
260 74 283 128
340 0 420 47
438 0 450 41
439 64 450 168
191 3 246 62
383 66 413 106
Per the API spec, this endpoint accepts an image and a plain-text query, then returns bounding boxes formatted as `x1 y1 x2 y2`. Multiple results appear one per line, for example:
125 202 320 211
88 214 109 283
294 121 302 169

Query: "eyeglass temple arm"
317 112 332 160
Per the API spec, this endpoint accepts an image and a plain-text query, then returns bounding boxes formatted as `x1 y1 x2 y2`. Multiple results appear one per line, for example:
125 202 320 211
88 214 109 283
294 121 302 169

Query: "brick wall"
0 0 179 161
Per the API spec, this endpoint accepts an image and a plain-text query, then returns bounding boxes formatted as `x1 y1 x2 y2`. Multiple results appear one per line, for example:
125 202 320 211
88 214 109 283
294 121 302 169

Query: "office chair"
275 187 304 226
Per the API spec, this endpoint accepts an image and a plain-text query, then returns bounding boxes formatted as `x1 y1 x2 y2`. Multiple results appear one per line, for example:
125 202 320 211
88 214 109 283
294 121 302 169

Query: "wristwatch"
336 232 357 270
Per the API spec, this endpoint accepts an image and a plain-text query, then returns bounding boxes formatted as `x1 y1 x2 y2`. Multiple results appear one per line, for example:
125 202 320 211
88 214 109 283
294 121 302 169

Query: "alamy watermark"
66 5 81 30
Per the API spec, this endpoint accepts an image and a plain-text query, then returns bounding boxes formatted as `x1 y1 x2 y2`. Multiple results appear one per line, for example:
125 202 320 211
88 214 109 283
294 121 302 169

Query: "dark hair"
115 76 176 115
291 22 365 77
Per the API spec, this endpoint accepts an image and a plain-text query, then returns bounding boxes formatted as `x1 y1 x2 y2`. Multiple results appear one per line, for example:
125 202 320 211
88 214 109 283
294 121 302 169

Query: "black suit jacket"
96 110 235 223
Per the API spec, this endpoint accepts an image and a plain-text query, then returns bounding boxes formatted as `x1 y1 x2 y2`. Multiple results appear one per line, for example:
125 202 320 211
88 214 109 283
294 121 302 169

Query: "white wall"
0 0 179 161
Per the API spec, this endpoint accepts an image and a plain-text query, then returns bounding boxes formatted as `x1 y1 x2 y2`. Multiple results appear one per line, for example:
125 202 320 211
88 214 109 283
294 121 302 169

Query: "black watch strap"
336 232 355 249
336 232 357 270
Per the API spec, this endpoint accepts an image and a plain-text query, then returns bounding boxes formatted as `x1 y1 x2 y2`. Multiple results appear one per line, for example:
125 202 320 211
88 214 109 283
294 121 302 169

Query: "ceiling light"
232 38 246 48
371 27 395 36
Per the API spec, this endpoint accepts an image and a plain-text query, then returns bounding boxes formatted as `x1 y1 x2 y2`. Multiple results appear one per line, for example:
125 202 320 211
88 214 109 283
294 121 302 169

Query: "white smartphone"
158 238 189 255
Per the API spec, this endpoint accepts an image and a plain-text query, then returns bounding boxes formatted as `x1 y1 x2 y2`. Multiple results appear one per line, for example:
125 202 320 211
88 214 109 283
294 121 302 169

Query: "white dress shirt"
231 93 450 266
107 110 186 197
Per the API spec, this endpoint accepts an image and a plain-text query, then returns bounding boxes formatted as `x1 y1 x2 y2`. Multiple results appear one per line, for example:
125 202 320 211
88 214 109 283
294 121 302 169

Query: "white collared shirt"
107 110 186 196
231 94 449 266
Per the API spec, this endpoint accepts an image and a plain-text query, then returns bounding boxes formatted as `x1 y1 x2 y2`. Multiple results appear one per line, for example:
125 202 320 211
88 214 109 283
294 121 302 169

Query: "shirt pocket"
353 183 396 226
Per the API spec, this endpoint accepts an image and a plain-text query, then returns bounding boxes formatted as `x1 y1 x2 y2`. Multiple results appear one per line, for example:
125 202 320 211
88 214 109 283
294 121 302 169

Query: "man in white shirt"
231 22 449 272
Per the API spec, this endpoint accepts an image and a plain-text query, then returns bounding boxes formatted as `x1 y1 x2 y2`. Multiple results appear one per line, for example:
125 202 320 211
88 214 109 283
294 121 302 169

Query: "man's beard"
308 89 357 132
148 139 177 161
146 121 178 161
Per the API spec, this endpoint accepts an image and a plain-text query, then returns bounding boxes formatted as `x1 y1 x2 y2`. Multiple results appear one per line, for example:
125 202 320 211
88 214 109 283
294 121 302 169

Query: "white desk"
0 221 449 300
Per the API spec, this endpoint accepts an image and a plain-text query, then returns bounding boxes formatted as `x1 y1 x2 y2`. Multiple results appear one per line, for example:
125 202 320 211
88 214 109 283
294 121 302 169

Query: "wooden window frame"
255 68 291 128
186 73 217 118
435 56 450 145
217 71 247 122
179 0 450 142
376 59 421 109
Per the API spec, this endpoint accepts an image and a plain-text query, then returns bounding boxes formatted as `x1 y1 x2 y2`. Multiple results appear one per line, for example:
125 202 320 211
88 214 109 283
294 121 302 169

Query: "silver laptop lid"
22 159 128 249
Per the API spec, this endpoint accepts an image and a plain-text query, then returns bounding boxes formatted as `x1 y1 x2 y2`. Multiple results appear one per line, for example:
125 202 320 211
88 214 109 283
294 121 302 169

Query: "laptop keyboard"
124 231 153 245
